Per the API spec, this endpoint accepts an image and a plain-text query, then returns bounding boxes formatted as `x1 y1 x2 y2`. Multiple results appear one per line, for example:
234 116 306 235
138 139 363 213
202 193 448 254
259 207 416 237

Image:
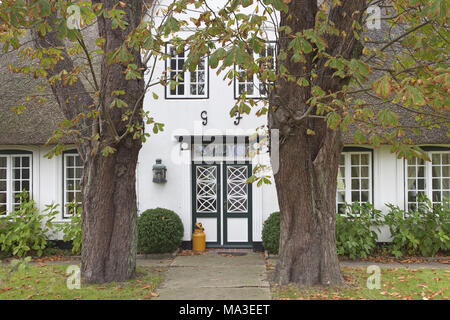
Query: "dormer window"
165 45 209 99
234 42 276 99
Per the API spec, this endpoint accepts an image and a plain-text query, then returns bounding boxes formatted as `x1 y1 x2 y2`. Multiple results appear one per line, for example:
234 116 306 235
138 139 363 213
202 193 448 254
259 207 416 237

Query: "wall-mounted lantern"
152 158 167 183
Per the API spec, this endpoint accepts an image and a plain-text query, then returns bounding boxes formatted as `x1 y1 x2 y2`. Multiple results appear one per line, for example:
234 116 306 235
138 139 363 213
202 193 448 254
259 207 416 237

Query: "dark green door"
192 161 252 248
222 162 252 247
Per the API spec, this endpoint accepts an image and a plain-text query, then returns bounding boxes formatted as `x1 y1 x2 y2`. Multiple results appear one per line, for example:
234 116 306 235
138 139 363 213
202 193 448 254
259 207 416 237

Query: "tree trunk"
32 0 146 283
268 0 366 287
80 0 145 283
81 135 141 283
271 125 344 286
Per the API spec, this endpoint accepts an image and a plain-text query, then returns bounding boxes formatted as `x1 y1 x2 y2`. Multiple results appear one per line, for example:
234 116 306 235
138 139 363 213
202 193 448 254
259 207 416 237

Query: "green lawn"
0 264 166 300
271 267 450 300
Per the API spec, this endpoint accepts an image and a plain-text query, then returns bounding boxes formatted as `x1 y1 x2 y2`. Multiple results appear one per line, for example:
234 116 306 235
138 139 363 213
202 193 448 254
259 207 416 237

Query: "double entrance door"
192 161 252 248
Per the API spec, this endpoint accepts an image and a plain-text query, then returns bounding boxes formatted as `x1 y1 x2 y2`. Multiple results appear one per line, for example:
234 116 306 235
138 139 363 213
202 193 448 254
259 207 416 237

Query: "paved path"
155 252 271 300
265 256 450 269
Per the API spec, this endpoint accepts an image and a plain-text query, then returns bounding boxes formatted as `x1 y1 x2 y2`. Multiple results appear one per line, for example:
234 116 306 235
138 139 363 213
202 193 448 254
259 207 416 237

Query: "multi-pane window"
406 151 450 210
166 45 208 98
336 151 372 213
235 42 276 99
63 152 83 218
0 152 32 215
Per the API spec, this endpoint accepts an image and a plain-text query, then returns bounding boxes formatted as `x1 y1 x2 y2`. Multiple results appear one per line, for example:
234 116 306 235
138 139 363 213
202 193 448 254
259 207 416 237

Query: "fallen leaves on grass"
144 292 159 299
342 255 450 264
32 256 73 263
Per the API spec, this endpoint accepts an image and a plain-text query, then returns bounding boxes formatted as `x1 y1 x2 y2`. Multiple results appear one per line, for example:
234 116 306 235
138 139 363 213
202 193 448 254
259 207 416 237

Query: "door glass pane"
226 165 248 213
196 166 217 213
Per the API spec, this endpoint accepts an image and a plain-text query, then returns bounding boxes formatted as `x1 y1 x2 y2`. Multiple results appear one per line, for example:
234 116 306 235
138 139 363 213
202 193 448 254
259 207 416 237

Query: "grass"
271 267 450 300
0 263 166 300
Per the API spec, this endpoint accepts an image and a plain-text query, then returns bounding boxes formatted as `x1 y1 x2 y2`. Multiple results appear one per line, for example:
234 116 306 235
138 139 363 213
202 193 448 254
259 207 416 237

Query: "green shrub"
385 196 450 257
262 211 280 254
336 202 383 260
55 203 82 255
0 192 58 257
137 208 184 254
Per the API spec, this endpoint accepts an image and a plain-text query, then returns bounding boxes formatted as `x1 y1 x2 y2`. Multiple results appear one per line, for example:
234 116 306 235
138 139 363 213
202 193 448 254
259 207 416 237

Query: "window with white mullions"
336 151 372 213
431 153 450 206
235 42 276 99
63 152 83 218
0 152 32 215
12 155 31 209
0 156 8 215
166 45 208 98
406 157 426 211
406 151 450 211
337 154 346 213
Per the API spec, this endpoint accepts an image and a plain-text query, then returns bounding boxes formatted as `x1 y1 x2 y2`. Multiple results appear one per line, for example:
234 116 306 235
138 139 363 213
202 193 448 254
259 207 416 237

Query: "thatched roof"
0 50 69 145
0 13 448 146
341 13 449 145
341 93 449 145
0 27 98 146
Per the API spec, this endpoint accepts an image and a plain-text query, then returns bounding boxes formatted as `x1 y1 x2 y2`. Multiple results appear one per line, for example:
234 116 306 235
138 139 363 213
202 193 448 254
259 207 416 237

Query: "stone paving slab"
171 252 265 267
158 265 267 288
157 287 271 300
155 252 271 300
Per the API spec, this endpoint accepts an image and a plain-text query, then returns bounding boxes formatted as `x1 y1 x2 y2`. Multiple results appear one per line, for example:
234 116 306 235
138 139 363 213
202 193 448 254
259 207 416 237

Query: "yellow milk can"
192 222 206 252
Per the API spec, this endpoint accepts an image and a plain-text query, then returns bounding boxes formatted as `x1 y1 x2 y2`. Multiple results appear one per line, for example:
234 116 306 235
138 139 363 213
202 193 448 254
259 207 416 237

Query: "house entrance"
191 137 253 248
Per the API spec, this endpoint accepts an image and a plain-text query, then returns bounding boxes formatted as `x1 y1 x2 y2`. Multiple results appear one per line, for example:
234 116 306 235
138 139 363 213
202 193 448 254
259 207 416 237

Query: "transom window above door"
165 44 208 99
336 150 373 213
0 151 32 215
191 136 253 163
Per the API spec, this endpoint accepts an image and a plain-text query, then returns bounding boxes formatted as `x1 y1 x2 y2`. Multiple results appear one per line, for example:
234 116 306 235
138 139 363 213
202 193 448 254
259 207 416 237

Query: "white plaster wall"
137 0 276 242
2 1 447 244
0 137 445 244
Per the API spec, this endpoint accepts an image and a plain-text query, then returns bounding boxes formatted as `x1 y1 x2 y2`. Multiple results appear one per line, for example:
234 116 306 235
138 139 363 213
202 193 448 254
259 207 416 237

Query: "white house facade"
0 1 448 251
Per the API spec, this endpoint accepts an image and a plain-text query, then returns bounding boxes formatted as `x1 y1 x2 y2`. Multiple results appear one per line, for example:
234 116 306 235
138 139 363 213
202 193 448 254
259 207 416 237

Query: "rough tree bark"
33 0 146 283
269 0 366 286
78 0 145 284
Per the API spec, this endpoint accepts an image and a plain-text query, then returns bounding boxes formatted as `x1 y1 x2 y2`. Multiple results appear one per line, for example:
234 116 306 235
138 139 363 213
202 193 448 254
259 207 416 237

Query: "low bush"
137 208 184 254
336 202 383 259
385 196 450 257
262 211 280 254
55 203 82 255
0 192 58 257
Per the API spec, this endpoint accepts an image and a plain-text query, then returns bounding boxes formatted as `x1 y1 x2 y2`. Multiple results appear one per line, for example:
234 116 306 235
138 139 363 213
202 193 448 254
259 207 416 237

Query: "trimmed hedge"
137 208 184 254
262 211 280 254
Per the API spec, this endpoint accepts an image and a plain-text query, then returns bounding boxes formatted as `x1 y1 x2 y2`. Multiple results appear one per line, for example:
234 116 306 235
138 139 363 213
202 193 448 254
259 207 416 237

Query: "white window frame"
0 152 33 215
63 151 83 219
165 44 209 99
336 151 373 213
234 42 277 99
405 150 450 210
